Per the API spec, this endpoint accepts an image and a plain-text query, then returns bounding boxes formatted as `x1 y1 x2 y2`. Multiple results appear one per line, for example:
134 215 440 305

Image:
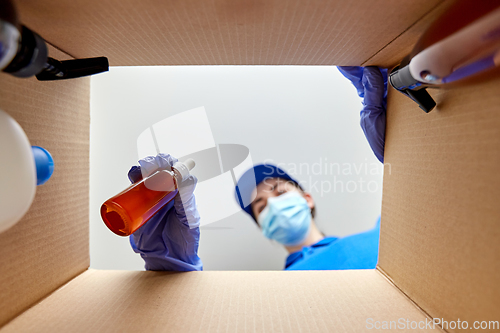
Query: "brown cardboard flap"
380 75 500 327
16 0 442 66
363 0 455 68
0 46 90 327
0 269 441 332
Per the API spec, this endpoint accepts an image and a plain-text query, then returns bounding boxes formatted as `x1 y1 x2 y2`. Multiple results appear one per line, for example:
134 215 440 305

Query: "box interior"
1 0 498 331
1 269 439 332
380 73 500 325
16 0 443 67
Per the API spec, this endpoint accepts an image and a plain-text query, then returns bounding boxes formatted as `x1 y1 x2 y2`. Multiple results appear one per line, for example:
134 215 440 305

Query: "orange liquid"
101 170 178 236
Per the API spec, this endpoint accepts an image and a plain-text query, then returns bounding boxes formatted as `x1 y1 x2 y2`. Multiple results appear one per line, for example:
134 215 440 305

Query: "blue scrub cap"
235 163 300 220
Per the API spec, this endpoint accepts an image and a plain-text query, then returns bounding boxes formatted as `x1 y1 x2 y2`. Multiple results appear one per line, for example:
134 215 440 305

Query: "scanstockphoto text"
261 158 390 196
366 317 499 330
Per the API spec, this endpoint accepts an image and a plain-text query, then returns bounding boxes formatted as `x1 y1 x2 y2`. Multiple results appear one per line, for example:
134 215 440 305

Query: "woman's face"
251 177 314 224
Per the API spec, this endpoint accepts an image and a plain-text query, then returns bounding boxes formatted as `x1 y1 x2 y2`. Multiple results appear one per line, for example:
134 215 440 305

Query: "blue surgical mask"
257 191 311 246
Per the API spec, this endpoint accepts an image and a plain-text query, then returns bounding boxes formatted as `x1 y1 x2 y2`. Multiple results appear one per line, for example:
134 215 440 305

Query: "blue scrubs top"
285 217 380 270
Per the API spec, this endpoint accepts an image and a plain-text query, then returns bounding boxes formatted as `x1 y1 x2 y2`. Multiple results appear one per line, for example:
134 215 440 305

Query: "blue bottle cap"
31 146 54 185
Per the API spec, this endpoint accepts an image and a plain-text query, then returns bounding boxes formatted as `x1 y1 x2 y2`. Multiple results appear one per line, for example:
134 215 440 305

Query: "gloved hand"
128 153 202 271
338 66 388 163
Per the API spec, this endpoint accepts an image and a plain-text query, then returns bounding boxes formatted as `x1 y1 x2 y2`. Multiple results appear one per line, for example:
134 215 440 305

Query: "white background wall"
90 66 384 271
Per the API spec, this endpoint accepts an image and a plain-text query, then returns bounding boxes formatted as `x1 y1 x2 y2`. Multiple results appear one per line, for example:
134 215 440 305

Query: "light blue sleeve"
285 217 380 270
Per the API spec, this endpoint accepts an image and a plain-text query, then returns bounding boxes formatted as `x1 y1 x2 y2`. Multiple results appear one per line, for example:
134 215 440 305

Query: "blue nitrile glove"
128 153 202 271
338 66 388 163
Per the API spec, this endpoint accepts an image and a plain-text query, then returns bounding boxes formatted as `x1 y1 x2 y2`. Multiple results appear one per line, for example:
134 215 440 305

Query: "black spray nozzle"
36 57 109 81
389 65 436 113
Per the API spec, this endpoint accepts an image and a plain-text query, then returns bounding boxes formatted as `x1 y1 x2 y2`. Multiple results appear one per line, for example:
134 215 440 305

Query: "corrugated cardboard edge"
376 267 447 333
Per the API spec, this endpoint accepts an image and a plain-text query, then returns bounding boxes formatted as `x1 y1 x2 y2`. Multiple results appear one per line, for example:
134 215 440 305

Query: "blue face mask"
257 191 311 246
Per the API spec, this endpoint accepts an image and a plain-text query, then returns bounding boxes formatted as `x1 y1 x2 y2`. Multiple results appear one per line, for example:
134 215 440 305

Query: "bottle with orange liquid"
101 159 195 236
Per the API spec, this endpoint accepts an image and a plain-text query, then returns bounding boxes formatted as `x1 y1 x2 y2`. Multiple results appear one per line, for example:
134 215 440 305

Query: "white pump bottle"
0 109 37 233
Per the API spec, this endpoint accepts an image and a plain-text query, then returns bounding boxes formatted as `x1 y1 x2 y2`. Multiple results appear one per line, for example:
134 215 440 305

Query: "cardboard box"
0 0 498 331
